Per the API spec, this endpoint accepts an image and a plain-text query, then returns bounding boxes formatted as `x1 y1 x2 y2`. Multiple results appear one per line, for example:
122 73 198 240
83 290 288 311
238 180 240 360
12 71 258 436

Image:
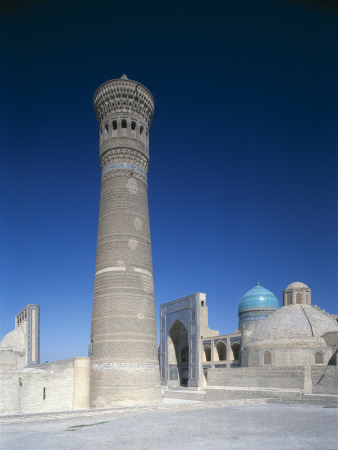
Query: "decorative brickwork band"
102 163 147 178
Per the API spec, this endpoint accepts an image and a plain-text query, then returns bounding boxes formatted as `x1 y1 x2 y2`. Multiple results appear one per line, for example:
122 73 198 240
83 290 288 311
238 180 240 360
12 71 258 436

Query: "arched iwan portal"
168 320 189 387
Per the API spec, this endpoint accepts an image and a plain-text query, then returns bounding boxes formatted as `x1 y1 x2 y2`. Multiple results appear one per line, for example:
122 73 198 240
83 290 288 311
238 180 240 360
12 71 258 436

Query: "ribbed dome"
246 304 338 348
238 285 279 314
285 281 309 289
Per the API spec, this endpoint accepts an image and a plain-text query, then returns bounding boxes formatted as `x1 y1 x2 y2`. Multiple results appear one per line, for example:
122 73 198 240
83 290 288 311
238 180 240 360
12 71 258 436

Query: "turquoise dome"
238 285 279 314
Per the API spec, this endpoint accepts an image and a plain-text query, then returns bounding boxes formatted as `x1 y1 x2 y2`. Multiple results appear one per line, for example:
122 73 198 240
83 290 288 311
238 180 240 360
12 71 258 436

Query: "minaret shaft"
90 76 161 407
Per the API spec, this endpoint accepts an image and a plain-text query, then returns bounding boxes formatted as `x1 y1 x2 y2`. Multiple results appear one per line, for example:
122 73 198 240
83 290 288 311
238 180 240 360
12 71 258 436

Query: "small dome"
0 326 25 352
238 285 279 314
246 304 338 348
285 281 309 290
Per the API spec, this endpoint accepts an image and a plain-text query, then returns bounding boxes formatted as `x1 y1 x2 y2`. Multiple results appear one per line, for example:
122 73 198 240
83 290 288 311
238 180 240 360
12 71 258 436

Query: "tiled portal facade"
160 293 241 388
160 294 202 388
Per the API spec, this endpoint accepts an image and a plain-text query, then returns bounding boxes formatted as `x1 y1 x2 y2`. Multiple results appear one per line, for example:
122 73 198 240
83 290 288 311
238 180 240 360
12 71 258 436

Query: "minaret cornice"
93 77 155 126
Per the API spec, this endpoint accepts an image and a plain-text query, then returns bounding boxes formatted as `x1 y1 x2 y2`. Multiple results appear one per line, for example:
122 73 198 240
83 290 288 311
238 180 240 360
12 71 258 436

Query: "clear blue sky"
0 0 337 362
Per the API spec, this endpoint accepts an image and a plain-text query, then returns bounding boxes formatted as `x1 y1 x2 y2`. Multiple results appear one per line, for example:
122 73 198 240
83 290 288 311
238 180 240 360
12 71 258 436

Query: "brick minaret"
90 75 161 407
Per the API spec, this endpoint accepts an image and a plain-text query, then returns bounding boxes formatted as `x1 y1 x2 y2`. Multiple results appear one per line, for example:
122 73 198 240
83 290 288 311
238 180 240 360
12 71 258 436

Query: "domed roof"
245 304 338 349
285 281 309 290
0 327 25 352
238 285 279 314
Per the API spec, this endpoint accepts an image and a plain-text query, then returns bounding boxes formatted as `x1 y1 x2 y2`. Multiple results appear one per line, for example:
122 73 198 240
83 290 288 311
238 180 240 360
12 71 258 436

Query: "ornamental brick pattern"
90 75 161 407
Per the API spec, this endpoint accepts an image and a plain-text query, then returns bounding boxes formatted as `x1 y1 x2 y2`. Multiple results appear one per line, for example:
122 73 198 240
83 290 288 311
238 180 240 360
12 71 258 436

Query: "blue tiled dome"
238 285 279 314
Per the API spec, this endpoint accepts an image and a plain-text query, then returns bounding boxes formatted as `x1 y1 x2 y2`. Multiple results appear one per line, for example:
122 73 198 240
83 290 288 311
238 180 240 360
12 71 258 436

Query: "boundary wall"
205 366 338 401
0 357 90 415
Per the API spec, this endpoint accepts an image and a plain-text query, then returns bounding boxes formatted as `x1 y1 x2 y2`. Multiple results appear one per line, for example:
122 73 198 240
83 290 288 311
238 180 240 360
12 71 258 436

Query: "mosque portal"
160 294 208 388
168 320 189 386
159 293 222 389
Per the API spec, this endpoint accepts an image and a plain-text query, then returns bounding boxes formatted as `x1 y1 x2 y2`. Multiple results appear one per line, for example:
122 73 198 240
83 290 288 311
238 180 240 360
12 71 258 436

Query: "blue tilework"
238 310 273 331
102 163 147 177
240 311 271 322
166 309 189 334
238 285 279 314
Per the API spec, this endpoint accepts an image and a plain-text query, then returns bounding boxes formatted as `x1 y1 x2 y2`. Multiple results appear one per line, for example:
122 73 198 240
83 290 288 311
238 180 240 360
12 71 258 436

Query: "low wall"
205 366 338 400
205 387 303 401
206 367 305 390
311 366 338 395
0 357 90 415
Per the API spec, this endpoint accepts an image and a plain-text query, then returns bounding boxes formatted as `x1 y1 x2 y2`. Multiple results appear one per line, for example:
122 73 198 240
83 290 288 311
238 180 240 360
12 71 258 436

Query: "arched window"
104 123 108 134
140 126 144 135
231 343 240 361
287 293 292 305
263 351 272 365
296 293 302 304
216 341 227 361
204 346 211 362
315 352 324 365
121 119 127 128
131 121 136 130
112 120 117 130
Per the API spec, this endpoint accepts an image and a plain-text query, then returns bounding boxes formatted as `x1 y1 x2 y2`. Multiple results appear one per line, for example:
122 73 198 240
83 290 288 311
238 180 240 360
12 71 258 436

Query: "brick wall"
207 367 305 389
0 359 74 415
311 366 338 395
205 389 303 401
206 366 338 395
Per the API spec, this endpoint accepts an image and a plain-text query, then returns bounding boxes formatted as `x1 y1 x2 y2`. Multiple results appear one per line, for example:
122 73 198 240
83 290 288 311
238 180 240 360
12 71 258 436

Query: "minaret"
90 75 161 407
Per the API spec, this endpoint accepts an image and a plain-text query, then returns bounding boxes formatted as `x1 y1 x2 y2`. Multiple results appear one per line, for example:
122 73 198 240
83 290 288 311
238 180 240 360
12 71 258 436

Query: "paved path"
1 402 337 449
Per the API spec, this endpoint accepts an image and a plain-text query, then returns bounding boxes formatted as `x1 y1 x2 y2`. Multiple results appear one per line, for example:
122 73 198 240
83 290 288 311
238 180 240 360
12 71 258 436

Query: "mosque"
159 282 338 391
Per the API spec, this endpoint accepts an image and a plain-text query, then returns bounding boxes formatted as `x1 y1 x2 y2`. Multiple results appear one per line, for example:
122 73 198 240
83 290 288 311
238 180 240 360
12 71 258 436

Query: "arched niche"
168 320 189 386
204 346 211 362
215 341 227 361
231 343 240 361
